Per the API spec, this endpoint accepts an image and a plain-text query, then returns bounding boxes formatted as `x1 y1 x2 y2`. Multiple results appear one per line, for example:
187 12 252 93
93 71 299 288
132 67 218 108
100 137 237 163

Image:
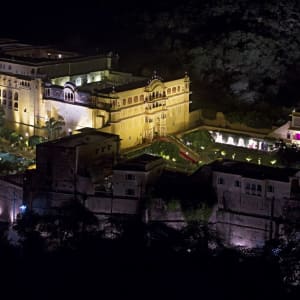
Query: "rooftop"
114 154 164 172
95 79 149 94
209 159 300 182
38 129 120 148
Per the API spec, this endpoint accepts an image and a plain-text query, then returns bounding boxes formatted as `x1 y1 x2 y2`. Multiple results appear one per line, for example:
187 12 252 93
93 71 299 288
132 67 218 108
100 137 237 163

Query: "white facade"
210 160 300 247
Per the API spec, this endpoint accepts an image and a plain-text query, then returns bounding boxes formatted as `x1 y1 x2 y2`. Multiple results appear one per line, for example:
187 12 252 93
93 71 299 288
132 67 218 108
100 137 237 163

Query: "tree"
0 106 5 127
43 116 66 140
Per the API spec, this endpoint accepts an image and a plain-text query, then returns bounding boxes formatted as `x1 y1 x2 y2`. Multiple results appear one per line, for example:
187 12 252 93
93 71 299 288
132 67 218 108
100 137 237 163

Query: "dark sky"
0 1 179 46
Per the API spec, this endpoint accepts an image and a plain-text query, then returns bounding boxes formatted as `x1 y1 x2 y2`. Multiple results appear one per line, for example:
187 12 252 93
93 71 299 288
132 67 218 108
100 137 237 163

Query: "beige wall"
1 71 190 150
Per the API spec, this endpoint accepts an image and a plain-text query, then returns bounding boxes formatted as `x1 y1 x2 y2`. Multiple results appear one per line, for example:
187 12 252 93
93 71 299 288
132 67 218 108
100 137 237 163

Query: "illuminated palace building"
0 39 190 149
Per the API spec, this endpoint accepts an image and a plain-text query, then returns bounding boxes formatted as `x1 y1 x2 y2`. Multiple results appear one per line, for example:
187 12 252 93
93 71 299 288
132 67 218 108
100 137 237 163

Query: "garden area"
124 129 286 173
0 128 43 175
180 129 285 168
124 140 199 173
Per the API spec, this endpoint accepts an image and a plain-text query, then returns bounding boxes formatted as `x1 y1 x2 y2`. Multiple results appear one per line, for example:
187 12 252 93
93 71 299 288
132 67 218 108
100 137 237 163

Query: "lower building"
205 159 300 247
0 174 24 223
86 153 165 217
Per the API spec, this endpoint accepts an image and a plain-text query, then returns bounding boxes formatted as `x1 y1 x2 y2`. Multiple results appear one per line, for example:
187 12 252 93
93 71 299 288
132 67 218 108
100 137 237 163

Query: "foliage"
14 201 98 249
0 127 14 140
145 141 187 164
183 204 213 222
166 198 181 211
0 106 5 126
9 132 22 144
42 116 66 140
182 130 214 151
29 135 46 147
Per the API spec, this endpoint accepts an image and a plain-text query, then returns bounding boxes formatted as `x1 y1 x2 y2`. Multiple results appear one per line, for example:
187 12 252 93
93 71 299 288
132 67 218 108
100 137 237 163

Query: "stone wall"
189 109 272 134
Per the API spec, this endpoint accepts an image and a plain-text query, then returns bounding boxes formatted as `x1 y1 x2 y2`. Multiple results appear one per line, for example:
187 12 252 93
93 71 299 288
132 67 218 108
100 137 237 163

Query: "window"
3 90 6 98
245 183 250 194
172 87 176 93
134 96 138 103
14 102 18 111
128 97 132 104
140 95 144 102
217 177 224 185
76 77 82 86
8 101 12 109
123 99 126 105
257 184 262 196
8 90 12 99
126 189 135 196
14 92 18 101
125 174 136 180
267 185 274 193
167 88 171 94
177 86 181 92
234 180 241 187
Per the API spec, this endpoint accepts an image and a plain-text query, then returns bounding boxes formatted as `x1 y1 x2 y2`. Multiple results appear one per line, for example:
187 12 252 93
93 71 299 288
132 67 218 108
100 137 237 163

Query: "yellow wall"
1 72 190 150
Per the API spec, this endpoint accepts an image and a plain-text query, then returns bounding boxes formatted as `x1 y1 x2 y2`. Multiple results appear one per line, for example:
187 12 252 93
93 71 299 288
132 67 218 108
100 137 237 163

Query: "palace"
0 39 190 149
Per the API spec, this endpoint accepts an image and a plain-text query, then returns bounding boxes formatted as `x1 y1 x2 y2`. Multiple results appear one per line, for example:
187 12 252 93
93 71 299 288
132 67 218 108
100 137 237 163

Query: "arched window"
140 95 144 102
134 96 138 103
172 87 176 93
14 102 18 111
167 88 171 94
3 90 6 98
128 97 132 104
14 92 18 101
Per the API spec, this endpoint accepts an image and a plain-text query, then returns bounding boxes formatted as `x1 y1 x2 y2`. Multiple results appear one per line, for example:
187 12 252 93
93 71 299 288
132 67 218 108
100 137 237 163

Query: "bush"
29 135 45 147
0 127 13 140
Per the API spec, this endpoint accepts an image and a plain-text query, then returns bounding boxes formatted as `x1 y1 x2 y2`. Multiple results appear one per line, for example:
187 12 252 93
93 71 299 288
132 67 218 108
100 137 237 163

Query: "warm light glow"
27 164 36 170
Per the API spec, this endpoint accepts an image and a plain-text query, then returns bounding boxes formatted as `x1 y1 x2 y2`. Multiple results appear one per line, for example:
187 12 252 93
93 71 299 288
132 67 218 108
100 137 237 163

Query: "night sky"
0 1 176 46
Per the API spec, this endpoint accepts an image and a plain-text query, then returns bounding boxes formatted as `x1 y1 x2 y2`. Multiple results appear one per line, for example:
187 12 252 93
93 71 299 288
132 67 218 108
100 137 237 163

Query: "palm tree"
43 116 65 140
